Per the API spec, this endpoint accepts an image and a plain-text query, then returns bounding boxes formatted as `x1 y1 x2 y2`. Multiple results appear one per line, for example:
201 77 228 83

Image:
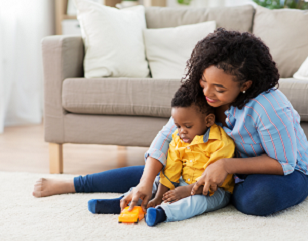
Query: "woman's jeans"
74 166 308 216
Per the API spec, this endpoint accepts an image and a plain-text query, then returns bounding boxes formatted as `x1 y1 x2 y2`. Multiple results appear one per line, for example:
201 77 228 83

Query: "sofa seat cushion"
63 78 308 121
62 78 182 118
279 78 308 122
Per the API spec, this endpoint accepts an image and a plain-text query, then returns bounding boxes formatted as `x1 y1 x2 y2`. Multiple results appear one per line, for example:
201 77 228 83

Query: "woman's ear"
240 80 253 92
205 113 215 127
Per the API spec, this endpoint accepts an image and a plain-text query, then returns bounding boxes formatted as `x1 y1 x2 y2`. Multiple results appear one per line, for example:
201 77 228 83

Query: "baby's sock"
145 207 167 227
88 196 123 214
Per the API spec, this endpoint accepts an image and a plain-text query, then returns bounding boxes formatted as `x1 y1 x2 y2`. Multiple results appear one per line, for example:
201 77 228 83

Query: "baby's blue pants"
158 178 230 222
123 176 230 222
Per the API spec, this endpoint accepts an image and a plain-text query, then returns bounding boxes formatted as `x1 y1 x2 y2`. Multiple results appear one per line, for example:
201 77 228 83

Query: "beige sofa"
42 5 308 174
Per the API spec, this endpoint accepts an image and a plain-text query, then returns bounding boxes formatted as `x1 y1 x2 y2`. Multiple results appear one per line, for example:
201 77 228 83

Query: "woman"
33 29 308 216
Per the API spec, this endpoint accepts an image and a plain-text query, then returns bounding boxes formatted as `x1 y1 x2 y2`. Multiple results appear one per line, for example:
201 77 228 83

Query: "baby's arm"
162 183 204 203
147 183 169 208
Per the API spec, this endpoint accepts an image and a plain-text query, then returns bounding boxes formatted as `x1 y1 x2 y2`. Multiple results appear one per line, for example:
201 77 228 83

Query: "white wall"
0 0 55 133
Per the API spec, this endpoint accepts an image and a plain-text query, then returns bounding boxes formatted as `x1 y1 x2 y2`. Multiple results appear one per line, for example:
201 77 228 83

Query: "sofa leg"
49 143 63 174
117 146 127 168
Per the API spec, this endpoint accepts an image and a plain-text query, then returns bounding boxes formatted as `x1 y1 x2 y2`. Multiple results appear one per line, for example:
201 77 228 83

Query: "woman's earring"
242 90 246 94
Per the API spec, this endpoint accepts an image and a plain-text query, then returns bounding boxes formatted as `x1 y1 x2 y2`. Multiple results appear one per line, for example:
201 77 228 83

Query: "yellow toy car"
118 206 145 224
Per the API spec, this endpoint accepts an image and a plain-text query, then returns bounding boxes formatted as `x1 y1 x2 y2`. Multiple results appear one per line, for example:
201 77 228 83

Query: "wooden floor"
0 124 147 175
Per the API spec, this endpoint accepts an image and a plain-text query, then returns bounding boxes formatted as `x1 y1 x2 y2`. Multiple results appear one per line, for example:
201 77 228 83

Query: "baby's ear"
205 113 215 127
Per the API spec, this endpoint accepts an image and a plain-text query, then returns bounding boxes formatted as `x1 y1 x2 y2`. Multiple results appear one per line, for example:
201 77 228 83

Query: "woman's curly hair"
182 28 280 109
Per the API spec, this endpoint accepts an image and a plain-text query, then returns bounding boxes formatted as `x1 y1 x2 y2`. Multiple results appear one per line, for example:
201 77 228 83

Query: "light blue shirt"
145 89 308 178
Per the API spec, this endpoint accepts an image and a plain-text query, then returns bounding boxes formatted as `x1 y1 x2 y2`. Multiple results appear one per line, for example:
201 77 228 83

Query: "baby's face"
171 105 210 144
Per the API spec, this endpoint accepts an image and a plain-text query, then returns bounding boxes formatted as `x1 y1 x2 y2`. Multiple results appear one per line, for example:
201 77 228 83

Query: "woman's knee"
232 172 308 216
232 182 279 216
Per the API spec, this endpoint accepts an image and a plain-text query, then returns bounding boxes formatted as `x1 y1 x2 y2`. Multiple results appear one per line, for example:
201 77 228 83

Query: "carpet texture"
1 171 308 241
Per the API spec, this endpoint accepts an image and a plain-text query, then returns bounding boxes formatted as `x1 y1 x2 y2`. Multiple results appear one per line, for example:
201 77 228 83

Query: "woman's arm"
159 136 182 190
120 117 176 212
144 117 176 166
191 154 283 196
120 157 163 212
224 154 284 175
140 157 164 185
147 183 169 208
251 93 298 175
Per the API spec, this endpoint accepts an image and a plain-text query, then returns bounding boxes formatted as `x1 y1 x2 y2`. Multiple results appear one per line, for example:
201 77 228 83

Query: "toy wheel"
134 218 139 224
118 221 122 223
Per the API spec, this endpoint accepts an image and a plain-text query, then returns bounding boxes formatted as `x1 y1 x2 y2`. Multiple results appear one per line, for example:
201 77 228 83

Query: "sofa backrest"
252 6 308 78
145 5 255 32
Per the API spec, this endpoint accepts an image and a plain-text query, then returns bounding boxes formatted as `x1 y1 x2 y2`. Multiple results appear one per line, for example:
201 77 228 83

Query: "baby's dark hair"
182 28 280 109
171 85 214 115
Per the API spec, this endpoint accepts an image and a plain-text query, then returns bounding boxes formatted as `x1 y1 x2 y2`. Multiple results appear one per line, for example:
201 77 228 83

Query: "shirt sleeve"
255 101 297 175
144 117 177 166
159 138 182 190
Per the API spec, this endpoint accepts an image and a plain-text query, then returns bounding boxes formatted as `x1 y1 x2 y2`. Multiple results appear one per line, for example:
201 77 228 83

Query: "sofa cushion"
294 57 308 81
279 78 308 121
74 1 149 78
62 78 182 118
253 6 308 78
143 21 216 79
145 5 254 32
63 78 308 121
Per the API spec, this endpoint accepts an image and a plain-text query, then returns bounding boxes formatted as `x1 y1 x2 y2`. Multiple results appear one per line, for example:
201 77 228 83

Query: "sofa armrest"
42 35 84 143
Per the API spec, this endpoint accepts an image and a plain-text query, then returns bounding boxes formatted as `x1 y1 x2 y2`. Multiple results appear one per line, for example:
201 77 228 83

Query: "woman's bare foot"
32 178 76 198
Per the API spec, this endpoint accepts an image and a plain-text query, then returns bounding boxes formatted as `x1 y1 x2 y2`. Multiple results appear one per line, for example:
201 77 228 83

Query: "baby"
88 85 235 226
144 85 235 226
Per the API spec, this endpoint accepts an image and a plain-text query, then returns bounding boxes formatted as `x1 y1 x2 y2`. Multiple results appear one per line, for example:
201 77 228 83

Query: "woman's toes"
32 178 44 197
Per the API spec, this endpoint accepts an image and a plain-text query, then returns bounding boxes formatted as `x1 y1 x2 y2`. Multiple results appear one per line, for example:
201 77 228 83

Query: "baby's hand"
147 197 163 208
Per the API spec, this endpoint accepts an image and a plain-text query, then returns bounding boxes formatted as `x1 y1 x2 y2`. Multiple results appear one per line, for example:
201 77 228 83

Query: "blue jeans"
74 166 308 216
121 176 231 221
231 171 308 216
158 178 230 222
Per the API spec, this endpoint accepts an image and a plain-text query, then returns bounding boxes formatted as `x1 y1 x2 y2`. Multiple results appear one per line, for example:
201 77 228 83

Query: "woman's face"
199 65 246 108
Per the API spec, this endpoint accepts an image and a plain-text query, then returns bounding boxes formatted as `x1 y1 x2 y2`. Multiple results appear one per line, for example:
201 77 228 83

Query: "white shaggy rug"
1 171 308 241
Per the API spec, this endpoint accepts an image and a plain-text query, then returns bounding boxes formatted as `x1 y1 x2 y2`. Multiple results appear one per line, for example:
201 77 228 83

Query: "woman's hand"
120 180 153 212
120 156 164 212
191 159 228 196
